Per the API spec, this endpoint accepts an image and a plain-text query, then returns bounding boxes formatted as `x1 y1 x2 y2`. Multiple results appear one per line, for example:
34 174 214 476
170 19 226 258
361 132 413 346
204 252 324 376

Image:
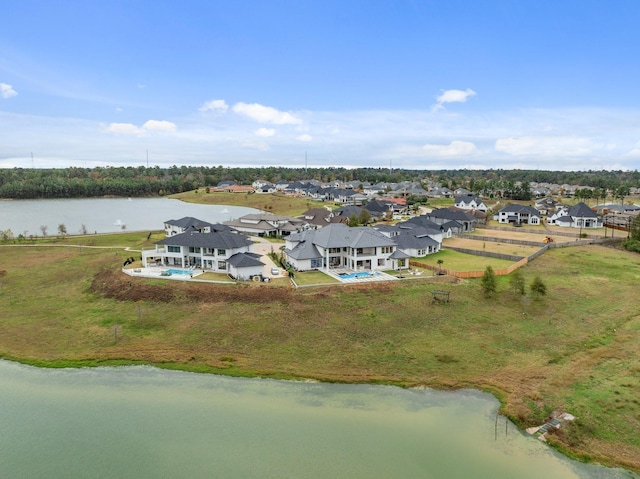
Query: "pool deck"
324 269 399 284
123 266 204 280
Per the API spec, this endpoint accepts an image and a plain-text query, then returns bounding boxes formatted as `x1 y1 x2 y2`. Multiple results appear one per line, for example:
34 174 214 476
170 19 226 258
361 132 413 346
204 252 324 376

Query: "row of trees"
481 266 547 299
0 166 639 200
0 223 92 243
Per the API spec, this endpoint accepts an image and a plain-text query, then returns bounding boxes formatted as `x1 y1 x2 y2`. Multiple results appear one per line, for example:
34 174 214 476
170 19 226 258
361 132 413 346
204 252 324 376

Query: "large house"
283 221 445 272
164 216 231 237
494 204 541 225
225 213 308 237
142 229 263 279
454 195 488 212
284 223 406 272
548 202 602 229
424 208 477 233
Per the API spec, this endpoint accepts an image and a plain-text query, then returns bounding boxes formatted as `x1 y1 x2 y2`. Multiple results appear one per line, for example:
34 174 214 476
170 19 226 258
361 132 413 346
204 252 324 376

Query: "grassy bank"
0 232 639 473
169 190 313 216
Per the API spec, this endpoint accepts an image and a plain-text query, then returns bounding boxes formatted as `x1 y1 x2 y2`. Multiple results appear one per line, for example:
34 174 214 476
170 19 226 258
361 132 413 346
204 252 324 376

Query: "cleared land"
444 237 541 256
1 234 639 473
470 227 580 244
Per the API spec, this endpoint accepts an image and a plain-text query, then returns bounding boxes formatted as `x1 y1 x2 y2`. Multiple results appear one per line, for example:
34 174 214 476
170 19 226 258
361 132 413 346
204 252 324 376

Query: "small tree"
40 225 48 237
57 223 67 236
530 275 547 299
437 259 444 275
80 224 88 235
481 265 497 297
510 269 526 295
348 214 359 227
1 229 14 242
358 208 372 225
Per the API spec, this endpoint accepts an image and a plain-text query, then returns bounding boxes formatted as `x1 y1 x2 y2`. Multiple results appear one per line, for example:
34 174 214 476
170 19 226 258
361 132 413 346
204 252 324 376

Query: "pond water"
0 360 636 479
0 197 259 236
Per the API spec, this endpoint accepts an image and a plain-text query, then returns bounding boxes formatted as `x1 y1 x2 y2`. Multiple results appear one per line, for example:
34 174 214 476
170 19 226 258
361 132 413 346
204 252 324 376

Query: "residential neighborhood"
127 177 639 284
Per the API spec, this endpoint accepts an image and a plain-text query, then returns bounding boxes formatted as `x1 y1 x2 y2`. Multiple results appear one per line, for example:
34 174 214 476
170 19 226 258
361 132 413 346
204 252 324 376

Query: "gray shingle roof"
568 202 599 218
156 231 253 249
226 252 264 267
165 216 219 230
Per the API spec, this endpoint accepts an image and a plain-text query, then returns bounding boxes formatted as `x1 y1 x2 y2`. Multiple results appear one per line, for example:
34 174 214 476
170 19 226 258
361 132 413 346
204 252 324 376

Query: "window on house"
217 261 227 270
189 247 201 253
167 246 180 253
217 249 226 256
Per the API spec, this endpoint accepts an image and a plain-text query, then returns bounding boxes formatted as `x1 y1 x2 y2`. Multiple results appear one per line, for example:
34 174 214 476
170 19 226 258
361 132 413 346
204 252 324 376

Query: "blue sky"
1 0 640 171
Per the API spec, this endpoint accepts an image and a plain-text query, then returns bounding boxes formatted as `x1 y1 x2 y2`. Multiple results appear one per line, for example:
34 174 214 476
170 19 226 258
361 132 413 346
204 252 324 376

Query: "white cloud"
199 99 229 112
104 120 177 136
104 122 144 136
255 127 276 137
495 136 601 157
1 83 18 99
296 134 312 142
232 102 302 125
422 140 477 157
142 120 177 133
432 88 476 111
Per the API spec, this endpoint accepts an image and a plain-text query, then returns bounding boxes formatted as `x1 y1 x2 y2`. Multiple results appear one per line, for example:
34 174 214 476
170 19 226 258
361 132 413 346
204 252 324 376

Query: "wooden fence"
410 256 528 279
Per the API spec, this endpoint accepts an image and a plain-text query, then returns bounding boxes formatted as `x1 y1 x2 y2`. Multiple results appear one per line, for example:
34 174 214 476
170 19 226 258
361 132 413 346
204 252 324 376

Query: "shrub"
481 265 497 297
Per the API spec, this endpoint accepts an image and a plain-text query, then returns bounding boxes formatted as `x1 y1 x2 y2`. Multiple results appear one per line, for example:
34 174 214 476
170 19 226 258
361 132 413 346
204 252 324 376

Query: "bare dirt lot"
444 237 541 256
470 228 581 244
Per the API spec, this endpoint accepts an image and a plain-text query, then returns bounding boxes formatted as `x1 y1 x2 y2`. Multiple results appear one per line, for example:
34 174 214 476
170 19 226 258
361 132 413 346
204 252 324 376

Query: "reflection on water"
0 360 636 479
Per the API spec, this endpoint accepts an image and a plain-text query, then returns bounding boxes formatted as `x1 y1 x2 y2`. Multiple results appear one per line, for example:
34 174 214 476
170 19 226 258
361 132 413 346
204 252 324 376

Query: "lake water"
0 197 259 236
0 360 636 479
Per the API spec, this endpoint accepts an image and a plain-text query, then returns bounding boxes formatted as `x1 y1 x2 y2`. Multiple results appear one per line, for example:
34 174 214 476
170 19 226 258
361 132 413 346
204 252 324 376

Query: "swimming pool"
164 268 193 275
339 271 379 279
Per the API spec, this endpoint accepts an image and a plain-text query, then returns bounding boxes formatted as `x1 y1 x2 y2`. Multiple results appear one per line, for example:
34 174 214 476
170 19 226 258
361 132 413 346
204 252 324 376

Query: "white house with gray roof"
551 202 602 228
142 230 260 276
495 204 541 225
225 213 308 237
454 195 488 212
284 223 406 272
164 216 230 237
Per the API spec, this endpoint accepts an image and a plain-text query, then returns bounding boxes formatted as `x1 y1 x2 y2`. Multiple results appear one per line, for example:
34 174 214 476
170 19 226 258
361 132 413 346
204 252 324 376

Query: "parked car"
271 267 280 275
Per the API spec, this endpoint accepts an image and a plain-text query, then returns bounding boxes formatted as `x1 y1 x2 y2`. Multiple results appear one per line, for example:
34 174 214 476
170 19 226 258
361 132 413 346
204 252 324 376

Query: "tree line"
0 165 638 199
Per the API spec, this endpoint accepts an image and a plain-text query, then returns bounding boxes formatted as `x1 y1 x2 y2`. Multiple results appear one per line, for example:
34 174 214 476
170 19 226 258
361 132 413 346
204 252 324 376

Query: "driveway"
250 236 285 278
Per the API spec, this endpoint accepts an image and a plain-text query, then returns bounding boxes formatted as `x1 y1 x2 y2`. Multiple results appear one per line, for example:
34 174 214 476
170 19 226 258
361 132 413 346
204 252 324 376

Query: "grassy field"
170 190 313 216
1 232 639 472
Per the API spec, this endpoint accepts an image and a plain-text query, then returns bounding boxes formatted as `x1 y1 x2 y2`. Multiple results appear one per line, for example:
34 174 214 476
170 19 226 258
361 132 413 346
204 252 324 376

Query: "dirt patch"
91 269 294 304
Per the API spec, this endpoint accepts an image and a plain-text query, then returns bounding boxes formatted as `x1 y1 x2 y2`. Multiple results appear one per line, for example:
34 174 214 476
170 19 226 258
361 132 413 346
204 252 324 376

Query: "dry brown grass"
445 237 540 256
